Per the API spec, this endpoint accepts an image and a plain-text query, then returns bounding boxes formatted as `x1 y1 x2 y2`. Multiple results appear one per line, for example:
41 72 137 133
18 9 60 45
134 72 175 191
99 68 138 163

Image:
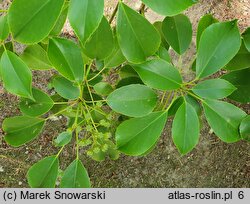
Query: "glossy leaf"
196 21 241 78
196 14 218 48
185 95 202 116
116 111 168 156
242 27 250 52
203 99 247 142
53 76 80 100
153 21 169 49
172 98 200 155
68 0 104 44
48 37 84 82
84 17 114 60
107 84 158 117
132 59 182 90
0 15 9 41
54 131 72 147
240 116 250 142
94 82 113 96
0 50 33 99
116 77 143 88
2 116 45 147
141 0 197 16
27 156 59 188
157 46 171 63
0 42 13 59
20 88 54 117
104 37 126 68
60 159 91 188
162 14 192 54
224 43 250 71
192 79 236 99
20 44 52 70
117 2 160 63
221 68 250 103
8 0 64 43
119 65 138 78
50 3 69 36
168 97 184 117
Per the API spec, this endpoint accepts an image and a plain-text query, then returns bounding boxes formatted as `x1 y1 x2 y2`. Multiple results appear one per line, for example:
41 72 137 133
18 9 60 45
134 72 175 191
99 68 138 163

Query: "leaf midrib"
5 52 32 97
38 157 58 187
120 3 146 59
136 66 181 86
203 101 238 130
173 17 181 53
111 95 156 103
13 0 51 38
197 23 237 78
6 119 44 134
118 112 166 148
52 39 76 79
24 52 50 67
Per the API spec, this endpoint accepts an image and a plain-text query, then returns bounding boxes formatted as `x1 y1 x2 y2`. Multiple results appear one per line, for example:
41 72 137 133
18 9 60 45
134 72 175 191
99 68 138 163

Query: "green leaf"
60 159 91 188
153 21 169 49
141 0 197 16
196 20 241 78
168 97 184 117
117 2 160 63
20 88 54 117
8 0 64 43
84 17 114 60
119 65 138 78
156 46 171 63
221 68 250 103
107 84 158 117
185 95 202 116
50 3 69 36
172 98 200 155
192 79 236 99
94 82 113 96
116 111 168 156
68 0 104 44
242 27 250 52
104 37 126 68
27 156 59 188
48 37 84 82
162 14 192 54
224 42 250 71
2 116 45 147
83 90 102 103
196 14 218 48
53 76 80 100
0 42 13 79
87 72 103 87
0 42 13 58
20 44 52 70
132 59 182 90
0 50 33 99
0 15 9 41
203 99 247 143
54 131 72 147
240 116 250 142
116 77 143 88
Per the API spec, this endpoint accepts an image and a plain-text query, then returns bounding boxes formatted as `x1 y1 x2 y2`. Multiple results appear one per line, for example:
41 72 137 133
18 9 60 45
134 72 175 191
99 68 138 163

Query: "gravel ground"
0 0 249 188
